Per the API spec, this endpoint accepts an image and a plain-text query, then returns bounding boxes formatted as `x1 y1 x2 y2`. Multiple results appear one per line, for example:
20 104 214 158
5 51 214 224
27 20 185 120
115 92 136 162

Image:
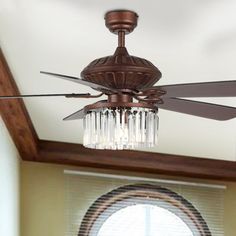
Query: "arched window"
78 184 211 236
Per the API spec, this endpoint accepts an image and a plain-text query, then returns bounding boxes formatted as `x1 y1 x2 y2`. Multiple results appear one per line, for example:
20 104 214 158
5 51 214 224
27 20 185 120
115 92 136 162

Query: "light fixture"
81 79 160 148
81 11 161 150
83 106 159 150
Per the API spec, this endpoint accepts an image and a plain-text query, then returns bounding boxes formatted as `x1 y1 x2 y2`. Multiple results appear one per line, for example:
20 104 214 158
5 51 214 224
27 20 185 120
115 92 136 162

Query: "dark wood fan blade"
63 108 85 120
40 71 120 94
0 93 91 99
157 98 236 120
63 100 108 121
142 80 236 97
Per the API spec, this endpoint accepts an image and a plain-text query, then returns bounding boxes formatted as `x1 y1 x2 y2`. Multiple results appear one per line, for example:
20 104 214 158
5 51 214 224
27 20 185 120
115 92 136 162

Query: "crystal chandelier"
83 107 159 150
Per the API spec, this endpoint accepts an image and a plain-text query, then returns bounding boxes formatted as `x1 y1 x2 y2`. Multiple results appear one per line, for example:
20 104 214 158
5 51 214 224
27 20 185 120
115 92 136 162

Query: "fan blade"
157 98 236 120
0 93 91 99
63 108 85 120
63 100 108 120
142 80 236 98
40 71 120 94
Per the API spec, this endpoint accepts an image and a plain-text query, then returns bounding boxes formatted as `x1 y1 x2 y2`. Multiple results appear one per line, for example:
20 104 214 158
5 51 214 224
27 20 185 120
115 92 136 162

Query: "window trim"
78 184 211 236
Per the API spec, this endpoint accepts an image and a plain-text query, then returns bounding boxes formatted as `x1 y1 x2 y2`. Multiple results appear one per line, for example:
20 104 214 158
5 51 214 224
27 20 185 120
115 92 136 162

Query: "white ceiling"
0 0 236 161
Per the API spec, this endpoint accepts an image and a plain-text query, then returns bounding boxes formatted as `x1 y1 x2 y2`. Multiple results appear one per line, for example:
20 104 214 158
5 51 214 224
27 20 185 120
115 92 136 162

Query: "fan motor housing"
81 47 162 91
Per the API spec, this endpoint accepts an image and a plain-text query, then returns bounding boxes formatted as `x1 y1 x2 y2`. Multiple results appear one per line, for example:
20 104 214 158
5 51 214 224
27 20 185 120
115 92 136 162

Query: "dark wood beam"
0 49 39 160
38 140 236 181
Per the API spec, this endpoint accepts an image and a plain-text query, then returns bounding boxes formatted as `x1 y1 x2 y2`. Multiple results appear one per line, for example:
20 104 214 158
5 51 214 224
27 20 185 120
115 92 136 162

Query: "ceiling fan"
1 10 236 150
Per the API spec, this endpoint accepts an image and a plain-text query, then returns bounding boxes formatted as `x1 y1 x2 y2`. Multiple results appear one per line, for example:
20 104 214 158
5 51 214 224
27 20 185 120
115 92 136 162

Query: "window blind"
64 170 225 236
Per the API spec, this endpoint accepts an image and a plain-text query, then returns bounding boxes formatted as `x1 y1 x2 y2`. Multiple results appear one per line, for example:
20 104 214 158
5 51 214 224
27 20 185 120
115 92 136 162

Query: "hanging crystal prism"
83 107 158 150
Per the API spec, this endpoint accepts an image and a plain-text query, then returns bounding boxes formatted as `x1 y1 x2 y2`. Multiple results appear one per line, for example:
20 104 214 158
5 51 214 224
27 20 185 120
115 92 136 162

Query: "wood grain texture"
38 140 236 181
0 49 39 160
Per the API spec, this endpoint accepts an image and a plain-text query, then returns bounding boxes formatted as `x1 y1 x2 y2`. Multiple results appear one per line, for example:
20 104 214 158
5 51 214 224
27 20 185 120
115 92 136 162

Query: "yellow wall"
21 162 65 236
21 161 236 236
224 182 236 235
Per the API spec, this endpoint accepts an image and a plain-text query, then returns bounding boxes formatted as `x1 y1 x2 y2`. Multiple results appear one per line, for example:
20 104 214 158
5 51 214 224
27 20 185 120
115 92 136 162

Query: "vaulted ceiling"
0 0 236 180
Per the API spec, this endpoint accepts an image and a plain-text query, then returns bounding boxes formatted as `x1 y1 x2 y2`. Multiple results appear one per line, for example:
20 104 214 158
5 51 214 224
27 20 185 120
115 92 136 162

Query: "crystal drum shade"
83 107 159 150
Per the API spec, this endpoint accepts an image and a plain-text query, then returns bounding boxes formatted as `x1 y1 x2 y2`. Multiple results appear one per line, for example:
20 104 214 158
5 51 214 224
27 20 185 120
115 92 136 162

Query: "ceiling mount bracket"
105 10 138 35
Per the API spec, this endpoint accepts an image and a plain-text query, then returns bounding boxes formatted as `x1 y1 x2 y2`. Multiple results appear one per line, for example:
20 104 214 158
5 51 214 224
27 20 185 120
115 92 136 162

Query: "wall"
21 162 65 236
224 182 236 235
21 161 236 236
0 118 20 236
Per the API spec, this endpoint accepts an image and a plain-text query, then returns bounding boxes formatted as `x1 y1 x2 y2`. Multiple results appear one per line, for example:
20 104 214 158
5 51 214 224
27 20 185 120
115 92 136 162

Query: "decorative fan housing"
81 47 162 90
81 10 162 91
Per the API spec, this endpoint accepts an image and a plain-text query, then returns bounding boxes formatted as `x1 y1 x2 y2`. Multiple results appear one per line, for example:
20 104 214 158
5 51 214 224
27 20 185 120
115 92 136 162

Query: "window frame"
78 184 211 236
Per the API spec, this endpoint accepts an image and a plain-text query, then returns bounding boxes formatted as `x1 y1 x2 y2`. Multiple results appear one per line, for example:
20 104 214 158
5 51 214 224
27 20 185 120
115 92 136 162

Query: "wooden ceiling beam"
0 49 39 160
38 140 236 181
